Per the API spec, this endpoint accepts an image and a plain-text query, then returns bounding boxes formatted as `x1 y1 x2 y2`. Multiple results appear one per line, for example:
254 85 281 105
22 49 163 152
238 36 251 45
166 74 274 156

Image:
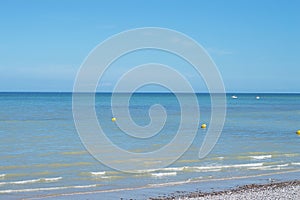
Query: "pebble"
150 181 300 200
184 185 300 200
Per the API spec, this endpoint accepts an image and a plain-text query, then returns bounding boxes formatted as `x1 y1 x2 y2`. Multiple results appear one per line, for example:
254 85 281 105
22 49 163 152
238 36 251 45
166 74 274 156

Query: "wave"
160 166 222 173
151 172 177 177
248 166 273 170
130 161 300 175
90 171 106 176
135 163 264 174
291 162 300 166
0 171 53 179
187 176 203 182
207 156 225 161
86 171 122 180
139 162 296 174
192 163 264 171
96 176 111 179
249 164 289 170
0 184 99 194
165 163 264 172
12 169 300 198
283 153 300 157
277 164 289 168
249 155 272 160
161 167 185 172
134 169 160 173
0 177 62 186
89 172 112 179
197 168 222 172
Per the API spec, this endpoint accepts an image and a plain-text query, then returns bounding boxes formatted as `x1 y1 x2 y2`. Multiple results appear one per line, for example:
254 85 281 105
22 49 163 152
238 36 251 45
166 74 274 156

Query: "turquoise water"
0 93 300 199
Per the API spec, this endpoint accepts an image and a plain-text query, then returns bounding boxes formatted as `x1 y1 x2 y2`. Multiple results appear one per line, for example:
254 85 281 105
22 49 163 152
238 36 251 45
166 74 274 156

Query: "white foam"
192 163 264 171
0 184 98 194
0 177 62 186
151 172 177 177
230 163 264 168
44 177 63 182
0 174 5 178
160 163 262 172
249 164 289 171
248 166 273 170
199 168 222 172
90 171 106 176
161 167 185 172
188 176 203 182
137 163 264 174
134 168 161 173
277 164 289 168
148 179 189 187
292 162 300 166
250 155 272 160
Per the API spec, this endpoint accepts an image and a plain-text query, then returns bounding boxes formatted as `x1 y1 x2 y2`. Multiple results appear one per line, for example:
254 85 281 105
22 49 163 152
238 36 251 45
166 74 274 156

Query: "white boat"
256 96 260 100
231 95 238 99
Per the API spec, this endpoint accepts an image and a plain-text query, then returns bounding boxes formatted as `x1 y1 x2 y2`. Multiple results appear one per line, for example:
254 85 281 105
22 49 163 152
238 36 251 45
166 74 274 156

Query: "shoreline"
150 180 300 200
21 170 300 199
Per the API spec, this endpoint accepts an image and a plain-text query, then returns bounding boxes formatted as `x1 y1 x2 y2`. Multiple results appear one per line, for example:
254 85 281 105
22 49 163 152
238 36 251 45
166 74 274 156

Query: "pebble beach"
150 181 300 200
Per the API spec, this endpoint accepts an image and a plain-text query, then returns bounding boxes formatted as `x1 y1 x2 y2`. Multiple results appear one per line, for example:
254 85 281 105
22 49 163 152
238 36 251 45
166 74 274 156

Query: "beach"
1 1 299 199
30 174 300 199
150 180 300 200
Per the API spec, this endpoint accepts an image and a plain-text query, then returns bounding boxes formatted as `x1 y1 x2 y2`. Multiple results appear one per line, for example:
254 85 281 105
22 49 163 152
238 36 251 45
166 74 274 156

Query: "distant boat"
232 95 238 99
256 96 260 100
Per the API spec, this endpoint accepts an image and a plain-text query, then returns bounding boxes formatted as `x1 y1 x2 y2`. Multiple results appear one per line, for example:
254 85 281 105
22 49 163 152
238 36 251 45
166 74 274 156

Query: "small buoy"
201 124 207 129
297 130 300 135
111 117 116 122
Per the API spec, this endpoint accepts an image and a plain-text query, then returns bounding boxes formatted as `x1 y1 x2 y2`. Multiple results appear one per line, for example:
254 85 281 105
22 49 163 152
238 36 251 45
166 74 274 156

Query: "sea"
0 92 299 199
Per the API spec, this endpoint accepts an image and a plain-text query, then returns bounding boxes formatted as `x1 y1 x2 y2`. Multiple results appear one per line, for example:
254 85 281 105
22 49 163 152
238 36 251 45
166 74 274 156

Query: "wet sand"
150 180 300 200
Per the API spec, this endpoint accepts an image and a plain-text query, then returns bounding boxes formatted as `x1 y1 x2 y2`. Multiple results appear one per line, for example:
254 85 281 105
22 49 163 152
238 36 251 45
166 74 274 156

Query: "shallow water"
0 93 299 199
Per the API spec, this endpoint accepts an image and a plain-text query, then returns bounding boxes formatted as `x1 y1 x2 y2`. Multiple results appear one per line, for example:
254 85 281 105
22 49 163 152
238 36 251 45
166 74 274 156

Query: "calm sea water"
0 93 300 199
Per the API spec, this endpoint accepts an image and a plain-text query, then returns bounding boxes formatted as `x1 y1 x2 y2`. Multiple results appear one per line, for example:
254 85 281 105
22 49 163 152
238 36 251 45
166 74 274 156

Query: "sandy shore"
150 180 300 200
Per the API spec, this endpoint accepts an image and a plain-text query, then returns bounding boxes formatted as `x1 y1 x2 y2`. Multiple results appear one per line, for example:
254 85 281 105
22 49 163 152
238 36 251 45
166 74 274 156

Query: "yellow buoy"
297 130 300 135
201 124 207 129
111 117 116 122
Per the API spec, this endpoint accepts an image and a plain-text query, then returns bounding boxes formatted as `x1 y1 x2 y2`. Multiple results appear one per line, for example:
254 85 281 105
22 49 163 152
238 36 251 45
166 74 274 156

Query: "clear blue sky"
0 0 299 92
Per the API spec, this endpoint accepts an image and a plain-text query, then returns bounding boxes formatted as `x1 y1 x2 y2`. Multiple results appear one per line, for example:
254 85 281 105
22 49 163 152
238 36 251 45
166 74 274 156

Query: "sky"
0 0 299 92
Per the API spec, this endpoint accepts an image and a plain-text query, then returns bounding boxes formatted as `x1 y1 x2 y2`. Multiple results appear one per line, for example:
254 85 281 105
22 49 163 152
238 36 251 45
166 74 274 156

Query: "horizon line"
0 91 300 94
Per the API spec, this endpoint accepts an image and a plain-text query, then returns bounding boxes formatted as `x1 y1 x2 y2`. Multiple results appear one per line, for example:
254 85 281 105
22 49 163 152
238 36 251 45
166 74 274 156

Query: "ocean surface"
0 93 300 199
